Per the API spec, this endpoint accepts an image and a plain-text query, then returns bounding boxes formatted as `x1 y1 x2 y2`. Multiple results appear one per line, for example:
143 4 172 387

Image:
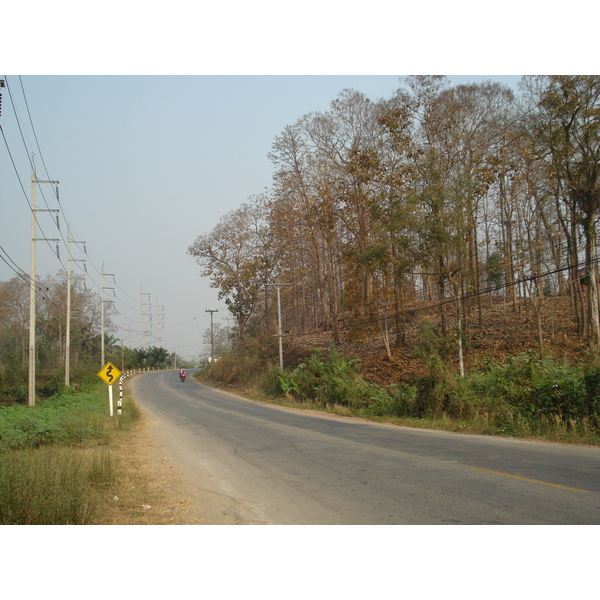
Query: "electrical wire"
2 76 152 344
2 78 67 270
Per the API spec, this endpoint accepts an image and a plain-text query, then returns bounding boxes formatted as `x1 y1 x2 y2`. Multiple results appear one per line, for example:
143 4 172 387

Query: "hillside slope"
287 295 584 385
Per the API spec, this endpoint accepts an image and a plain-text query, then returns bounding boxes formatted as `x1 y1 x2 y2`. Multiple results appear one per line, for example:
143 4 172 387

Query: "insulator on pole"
56 243 60 258
55 185 59 201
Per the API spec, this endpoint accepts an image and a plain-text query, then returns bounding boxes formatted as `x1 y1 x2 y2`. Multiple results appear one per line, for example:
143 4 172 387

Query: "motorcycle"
179 371 186 382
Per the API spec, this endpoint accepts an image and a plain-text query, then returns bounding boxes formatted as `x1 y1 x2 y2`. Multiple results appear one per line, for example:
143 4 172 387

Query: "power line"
18 76 53 183
2 78 66 270
1 77 155 355
0 242 35 286
294 252 600 340
0 123 59 260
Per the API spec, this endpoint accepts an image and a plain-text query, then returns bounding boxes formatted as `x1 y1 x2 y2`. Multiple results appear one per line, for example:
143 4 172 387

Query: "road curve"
129 370 600 525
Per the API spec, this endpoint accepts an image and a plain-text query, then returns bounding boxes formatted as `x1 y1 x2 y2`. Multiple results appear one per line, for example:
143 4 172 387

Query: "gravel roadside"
104 384 260 525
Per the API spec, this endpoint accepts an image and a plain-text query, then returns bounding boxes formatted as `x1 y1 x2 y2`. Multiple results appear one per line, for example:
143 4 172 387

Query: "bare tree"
530 76 600 350
188 200 273 338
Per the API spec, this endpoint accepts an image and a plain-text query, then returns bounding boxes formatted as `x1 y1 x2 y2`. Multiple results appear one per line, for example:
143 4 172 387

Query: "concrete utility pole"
65 231 85 386
206 309 218 363
140 288 151 350
28 160 59 406
101 267 115 367
266 283 292 370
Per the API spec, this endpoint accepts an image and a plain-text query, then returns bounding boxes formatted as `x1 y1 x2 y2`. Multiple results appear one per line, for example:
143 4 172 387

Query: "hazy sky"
2 0 589 360
0 75 526 359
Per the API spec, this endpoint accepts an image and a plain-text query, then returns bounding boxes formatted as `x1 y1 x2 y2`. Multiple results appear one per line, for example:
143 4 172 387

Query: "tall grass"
0 446 95 524
0 384 139 524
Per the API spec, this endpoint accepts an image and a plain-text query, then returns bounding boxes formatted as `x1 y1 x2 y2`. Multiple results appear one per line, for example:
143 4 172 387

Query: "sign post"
97 361 123 417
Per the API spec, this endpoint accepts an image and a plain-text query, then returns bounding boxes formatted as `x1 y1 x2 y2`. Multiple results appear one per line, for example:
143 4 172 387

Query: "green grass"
0 382 140 524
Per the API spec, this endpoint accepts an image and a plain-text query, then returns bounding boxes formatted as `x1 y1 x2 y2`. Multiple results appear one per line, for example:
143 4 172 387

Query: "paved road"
129 370 600 524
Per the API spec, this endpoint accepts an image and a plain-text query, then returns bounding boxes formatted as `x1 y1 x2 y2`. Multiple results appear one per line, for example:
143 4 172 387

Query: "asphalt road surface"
129 370 600 524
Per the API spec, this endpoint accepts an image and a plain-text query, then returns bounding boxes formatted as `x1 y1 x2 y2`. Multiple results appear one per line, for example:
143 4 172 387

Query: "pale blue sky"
2 0 588 359
0 75 525 358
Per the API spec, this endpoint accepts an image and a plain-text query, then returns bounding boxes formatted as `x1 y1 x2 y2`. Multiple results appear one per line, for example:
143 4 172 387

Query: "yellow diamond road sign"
97 362 122 385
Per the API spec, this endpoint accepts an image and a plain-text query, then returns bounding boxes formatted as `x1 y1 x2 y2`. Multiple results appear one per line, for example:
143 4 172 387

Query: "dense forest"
189 75 600 380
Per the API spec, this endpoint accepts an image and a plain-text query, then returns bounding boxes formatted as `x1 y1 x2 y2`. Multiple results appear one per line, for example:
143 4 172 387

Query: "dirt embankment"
99 399 256 525
286 295 585 386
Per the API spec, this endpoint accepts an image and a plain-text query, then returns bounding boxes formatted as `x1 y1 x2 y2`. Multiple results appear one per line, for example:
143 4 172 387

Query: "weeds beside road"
0 380 196 525
4 340 600 526
203 341 600 447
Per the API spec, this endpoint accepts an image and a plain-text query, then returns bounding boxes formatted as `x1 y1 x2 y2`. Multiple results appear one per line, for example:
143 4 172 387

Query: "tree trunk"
394 281 405 349
536 305 544 353
584 212 600 351
379 311 393 361
456 291 464 377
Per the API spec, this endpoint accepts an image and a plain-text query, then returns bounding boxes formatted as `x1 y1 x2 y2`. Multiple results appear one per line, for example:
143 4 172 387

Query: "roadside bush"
457 352 600 431
315 372 369 408
37 371 66 398
583 364 600 418
413 350 461 418
273 346 420 418
408 350 600 432
413 318 454 363
0 389 114 450
206 337 279 386
362 384 417 417
277 346 363 406
388 384 418 416
0 363 28 405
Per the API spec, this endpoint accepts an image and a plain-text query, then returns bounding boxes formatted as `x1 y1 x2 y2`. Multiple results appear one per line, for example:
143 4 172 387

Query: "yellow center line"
464 464 589 493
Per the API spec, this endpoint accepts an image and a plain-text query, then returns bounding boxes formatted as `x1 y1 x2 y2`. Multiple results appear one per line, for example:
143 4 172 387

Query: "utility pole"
101 267 115 367
206 309 218 363
28 160 59 406
222 316 232 351
155 301 165 346
65 231 85 386
141 288 151 350
266 283 292 370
